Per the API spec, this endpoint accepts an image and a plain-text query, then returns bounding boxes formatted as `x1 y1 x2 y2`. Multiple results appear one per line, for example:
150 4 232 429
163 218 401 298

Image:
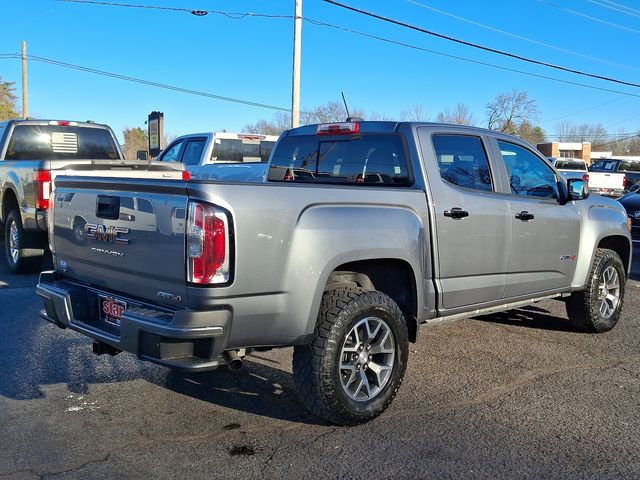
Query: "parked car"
156 131 278 182
0 119 188 273
617 191 640 235
547 157 589 183
37 121 632 425
589 158 640 197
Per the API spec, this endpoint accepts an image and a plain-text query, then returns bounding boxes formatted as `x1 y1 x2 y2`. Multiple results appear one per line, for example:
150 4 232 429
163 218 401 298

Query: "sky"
1 0 639 143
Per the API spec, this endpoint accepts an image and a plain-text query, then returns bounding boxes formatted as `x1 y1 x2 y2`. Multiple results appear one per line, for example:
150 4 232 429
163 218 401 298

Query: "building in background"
536 142 592 164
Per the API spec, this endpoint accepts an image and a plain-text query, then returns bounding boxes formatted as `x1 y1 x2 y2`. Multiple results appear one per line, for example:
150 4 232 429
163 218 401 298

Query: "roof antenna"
341 91 351 119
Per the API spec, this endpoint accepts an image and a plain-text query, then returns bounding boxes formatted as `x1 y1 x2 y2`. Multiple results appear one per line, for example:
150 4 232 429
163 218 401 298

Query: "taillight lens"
582 173 589 183
187 202 230 284
316 122 360 136
34 169 52 210
182 170 190 181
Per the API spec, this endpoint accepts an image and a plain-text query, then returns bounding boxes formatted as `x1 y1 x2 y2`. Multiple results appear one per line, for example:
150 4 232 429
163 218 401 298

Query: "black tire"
566 248 626 333
293 287 409 425
4 209 44 274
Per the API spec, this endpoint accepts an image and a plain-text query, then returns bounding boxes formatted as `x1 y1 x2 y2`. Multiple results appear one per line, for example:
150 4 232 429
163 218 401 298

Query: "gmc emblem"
85 223 130 245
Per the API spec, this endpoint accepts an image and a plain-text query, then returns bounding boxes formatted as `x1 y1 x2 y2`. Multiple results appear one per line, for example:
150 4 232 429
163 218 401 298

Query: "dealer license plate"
99 295 127 326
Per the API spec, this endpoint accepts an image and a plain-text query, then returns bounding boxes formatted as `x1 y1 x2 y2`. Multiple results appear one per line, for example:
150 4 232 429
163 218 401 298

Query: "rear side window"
432 135 493 192
268 134 411 185
182 138 206 166
136 198 154 214
5 125 120 160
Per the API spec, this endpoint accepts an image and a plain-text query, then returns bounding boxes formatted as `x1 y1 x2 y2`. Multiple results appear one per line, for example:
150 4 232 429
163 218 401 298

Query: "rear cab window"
555 160 586 171
5 124 120 160
268 133 411 186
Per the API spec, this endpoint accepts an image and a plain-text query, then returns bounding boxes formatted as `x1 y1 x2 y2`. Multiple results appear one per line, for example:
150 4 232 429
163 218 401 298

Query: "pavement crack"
38 454 111 479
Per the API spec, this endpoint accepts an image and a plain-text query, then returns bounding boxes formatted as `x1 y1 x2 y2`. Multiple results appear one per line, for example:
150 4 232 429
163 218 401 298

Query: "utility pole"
291 0 302 128
21 41 28 118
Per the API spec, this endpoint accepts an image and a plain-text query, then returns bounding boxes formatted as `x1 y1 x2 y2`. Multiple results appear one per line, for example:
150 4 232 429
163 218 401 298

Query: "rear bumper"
36 271 231 371
590 188 624 198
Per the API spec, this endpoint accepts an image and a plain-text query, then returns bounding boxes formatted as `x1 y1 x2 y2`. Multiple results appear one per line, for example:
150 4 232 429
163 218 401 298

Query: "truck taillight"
34 169 52 210
582 173 589 183
187 202 231 285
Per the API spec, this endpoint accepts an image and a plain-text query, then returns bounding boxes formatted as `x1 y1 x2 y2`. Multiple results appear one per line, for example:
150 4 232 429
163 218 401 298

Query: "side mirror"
557 180 569 205
567 178 590 201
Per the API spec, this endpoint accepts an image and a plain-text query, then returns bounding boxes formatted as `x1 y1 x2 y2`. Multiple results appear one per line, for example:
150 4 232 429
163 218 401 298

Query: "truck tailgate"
51 176 188 307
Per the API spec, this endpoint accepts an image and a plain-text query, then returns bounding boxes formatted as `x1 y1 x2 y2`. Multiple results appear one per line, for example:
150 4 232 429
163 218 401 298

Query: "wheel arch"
1 186 20 224
325 259 419 342
597 235 632 275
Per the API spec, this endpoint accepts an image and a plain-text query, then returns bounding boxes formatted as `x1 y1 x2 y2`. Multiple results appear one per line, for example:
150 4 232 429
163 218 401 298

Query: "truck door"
494 140 581 297
417 129 511 311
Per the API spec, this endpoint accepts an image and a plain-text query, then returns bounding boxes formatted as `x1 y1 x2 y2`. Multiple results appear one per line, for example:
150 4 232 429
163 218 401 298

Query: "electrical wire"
303 17 640 99
546 96 626 122
0 53 289 112
592 133 640 148
586 0 640 19
406 0 639 72
537 0 640 34
598 0 640 15
323 0 640 89
58 0 293 19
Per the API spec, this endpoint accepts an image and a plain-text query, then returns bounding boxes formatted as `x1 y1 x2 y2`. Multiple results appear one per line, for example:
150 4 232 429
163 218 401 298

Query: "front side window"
498 141 558 198
159 141 183 163
432 135 493 192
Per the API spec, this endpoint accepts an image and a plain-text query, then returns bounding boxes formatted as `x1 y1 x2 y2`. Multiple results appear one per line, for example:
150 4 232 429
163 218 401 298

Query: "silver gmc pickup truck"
36 121 633 425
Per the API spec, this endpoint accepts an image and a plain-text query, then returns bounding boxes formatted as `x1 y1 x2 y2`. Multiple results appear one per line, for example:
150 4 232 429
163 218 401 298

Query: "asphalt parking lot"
1 234 639 479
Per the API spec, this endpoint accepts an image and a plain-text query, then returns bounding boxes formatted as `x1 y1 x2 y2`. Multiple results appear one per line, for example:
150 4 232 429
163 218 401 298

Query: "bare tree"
243 111 291 135
554 121 607 145
436 103 475 125
400 103 430 121
301 100 363 124
486 89 539 133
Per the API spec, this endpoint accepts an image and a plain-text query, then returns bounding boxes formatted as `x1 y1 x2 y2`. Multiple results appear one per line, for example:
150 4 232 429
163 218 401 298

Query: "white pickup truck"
589 158 640 198
156 131 277 182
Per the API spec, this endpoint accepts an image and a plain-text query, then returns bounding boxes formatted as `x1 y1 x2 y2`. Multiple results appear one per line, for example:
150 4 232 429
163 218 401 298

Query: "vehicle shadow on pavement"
473 304 579 332
158 361 326 425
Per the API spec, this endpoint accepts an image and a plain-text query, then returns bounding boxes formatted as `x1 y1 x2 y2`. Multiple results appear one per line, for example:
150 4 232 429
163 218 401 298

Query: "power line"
0 53 290 112
606 112 640 129
592 133 640 148
323 0 640 89
586 0 640 19
406 0 639 72
58 0 293 19
303 17 640 99
546 96 626 122
598 0 640 15
537 0 640 34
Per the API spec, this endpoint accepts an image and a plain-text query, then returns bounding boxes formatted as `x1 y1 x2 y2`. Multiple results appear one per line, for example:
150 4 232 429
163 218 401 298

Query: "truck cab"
156 131 277 182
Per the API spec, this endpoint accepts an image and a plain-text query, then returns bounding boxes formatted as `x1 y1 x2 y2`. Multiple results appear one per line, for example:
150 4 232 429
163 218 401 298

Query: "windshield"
213 138 275 163
5 125 120 160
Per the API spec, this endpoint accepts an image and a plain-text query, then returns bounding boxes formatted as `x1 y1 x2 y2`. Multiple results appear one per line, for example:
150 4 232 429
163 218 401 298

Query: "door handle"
444 207 469 219
515 210 535 221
